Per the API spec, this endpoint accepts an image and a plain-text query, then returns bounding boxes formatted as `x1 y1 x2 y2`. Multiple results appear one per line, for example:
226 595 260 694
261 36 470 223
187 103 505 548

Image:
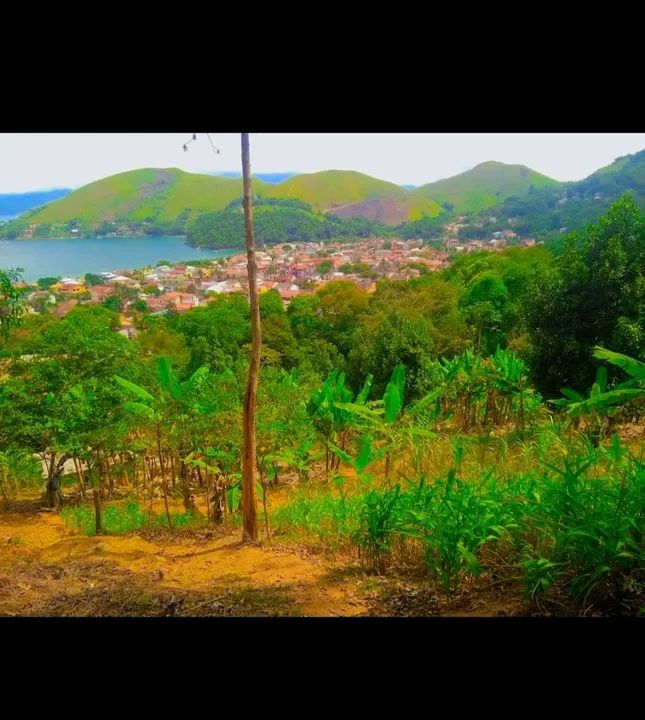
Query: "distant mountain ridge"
487 149 645 238
2 151 643 241
414 161 559 214
1 168 440 237
0 188 71 217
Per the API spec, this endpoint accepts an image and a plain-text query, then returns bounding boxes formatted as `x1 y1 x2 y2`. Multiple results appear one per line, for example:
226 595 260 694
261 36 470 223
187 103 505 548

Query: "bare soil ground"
0 496 371 617
0 491 533 617
6 474 633 617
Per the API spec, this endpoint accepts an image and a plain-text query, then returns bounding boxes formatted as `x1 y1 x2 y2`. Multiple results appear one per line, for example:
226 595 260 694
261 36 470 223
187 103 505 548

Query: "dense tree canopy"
187 199 392 249
526 195 645 395
348 276 469 399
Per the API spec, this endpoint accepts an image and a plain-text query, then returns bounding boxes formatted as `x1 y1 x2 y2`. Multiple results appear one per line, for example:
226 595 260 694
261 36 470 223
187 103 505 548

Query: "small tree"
317 260 333 276
0 267 25 339
115 357 210 528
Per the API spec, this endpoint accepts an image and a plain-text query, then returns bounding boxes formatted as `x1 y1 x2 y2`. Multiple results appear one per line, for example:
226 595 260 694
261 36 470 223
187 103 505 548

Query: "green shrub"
61 499 205 536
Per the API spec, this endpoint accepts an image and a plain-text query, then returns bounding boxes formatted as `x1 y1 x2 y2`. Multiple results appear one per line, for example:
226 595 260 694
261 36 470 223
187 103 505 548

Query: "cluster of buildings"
443 219 540 253
209 238 450 297
15 221 548 342
20 238 452 333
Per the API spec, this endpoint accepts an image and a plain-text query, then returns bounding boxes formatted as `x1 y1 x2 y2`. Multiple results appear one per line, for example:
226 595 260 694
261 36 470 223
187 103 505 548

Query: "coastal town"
18 232 539 336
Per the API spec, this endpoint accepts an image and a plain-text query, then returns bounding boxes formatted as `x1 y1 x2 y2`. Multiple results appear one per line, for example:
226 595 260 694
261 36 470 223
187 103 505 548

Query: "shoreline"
0 234 242 254
0 236 238 283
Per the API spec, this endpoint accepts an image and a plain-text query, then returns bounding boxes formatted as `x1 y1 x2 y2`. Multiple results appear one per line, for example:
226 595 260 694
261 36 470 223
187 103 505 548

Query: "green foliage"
3 181 645 617
348 276 469 400
273 491 363 544
187 200 389 249
527 196 645 396
593 346 645 382
444 246 554 355
277 440 644 604
0 267 26 338
414 161 559 214
169 293 250 374
352 486 403 572
315 281 370 357
0 168 255 236
492 149 645 240
267 439 320 483
102 295 122 313
316 260 333 275
551 346 645 424
84 273 103 287
383 364 405 423
0 448 42 503
268 169 413 210
0 305 139 476
37 276 60 290
521 444 645 603
136 322 191 374
61 499 204 535
398 213 449 240
307 369 358 441
423 348 539 432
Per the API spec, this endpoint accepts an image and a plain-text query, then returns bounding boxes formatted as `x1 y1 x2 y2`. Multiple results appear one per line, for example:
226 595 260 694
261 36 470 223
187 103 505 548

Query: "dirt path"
0 501 367 617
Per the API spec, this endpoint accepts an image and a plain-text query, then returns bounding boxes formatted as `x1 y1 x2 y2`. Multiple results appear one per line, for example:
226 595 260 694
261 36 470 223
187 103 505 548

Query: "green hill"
3 168 436 238
491 149 645 241
264 170 409 209
414 161 560 214
6 168 264 232
573 149 645 196
188 198 393 249
328 195 441 225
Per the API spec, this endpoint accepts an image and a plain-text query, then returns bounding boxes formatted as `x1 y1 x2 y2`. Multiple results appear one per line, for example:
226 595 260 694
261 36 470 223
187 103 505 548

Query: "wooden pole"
241 132 260 543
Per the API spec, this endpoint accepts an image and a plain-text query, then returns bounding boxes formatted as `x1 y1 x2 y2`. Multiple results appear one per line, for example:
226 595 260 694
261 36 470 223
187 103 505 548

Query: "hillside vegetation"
3 169 423 238
1 198 643 617
188 198 392 248
4 152 645 248
2 169 261 237
414 161 559 214
488 149 645 240
266 170 408 208
329 195 441 225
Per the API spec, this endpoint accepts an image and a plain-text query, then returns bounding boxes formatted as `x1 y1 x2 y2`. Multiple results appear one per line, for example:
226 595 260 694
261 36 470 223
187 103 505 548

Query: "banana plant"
224 472 264 517
491 347 533 433
114 356 210 528
266 438 324 484
182 448 223 522
551 347 645 418
307 369 373 480
328 433 388 488
336 364 437 482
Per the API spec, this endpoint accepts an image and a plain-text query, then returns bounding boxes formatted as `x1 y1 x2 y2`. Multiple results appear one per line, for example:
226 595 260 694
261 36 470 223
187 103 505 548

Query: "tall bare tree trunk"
73 457 86 499
93 485 103 535
156 423 173 531
241 132 260 543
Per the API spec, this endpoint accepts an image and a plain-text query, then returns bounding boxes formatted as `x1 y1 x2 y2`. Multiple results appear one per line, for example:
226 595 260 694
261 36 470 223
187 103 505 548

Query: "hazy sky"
1 133 644 193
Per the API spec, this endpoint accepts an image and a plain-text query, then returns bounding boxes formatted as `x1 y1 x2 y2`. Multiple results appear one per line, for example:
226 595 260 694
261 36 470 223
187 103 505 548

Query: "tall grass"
61 498 205 536
274 437 644 610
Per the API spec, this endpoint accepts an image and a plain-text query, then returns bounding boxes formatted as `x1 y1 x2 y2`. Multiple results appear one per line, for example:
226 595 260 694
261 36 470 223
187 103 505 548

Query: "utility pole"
179 132 259 542
241 132 260 543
